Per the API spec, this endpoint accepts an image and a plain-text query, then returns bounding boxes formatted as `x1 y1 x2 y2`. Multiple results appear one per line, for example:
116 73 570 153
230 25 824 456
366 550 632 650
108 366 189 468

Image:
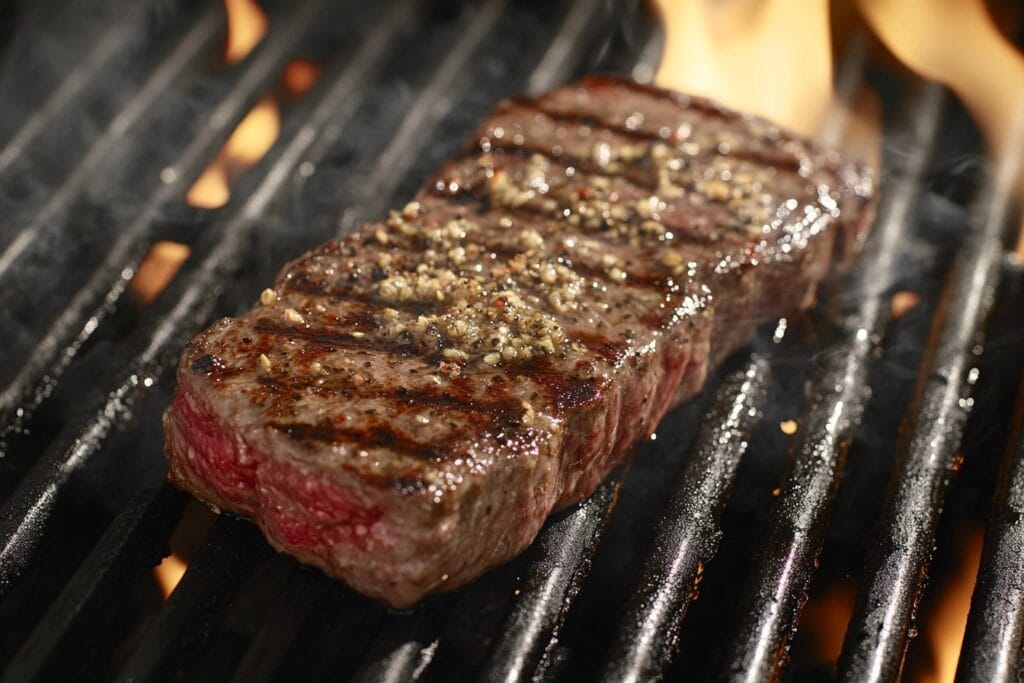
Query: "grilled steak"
164 77 874 607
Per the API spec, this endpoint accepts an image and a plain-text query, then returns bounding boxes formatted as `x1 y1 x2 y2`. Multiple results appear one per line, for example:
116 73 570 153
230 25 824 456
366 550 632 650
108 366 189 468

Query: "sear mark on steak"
163 77 875 608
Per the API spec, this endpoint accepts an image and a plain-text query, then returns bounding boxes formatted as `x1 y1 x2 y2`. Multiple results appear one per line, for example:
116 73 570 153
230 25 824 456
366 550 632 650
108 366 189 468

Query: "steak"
163 77 875 608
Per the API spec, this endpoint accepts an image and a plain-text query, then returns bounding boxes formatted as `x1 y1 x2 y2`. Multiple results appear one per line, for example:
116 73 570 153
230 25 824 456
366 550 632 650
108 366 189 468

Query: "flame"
153 552 188 600
185 2 278 209
224 0 268 64
856 0 1024 258
779 419 798 435
652 0 834 137
187 97 281 209
802 581 857 666
283 59 323 98
890 291 921 319
129 241 191 304
910 527 984 683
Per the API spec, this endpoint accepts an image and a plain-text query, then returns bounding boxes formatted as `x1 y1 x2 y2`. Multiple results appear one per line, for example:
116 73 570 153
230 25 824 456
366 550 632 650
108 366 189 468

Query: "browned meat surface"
163 77 875 608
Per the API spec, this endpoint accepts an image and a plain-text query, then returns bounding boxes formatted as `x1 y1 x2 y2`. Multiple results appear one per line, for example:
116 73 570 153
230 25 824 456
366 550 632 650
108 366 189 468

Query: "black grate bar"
482 478 620 683
723 84 946 683
0 377 142 597
353 610 442 683
476 34 874 683
836 132 1020 683
67 3 532 675
115 517 273 682
0 5 223 278
957 364 1024 683
0 6 143 178
0 0 411 593
599 355 772 683
0 0 323 441
335 0 511 238
523 0 606 97
229 571 322 683
2 483 185 682
351 18 648 681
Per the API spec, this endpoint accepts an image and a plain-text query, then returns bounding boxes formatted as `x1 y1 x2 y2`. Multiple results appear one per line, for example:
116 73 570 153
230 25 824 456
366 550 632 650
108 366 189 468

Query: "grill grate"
1 1 1022 681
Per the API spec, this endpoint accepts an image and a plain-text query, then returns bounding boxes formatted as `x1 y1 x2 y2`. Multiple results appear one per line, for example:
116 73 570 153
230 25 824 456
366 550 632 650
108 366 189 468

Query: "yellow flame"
802 581 856 666
129 241 190 305
187 97 281 209
652 0 834 138
224 0 268 64
857 0 1024 257
780 420 798 435
153 552 188 601
890 291 921 319
912 528 984 683
186 1 277 209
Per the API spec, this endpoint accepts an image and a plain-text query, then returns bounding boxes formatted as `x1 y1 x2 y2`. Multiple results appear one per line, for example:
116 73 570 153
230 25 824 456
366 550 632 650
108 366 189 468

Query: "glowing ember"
153 552 188 601
779 419 798 435
652 0 834 137
224 0 268 64
187 97 281 209
283 59 323 98
890 291 921 319
129 241 190 305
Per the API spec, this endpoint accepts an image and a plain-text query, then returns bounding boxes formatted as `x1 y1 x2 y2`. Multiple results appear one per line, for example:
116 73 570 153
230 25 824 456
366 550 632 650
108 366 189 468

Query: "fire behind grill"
0 0 1022 681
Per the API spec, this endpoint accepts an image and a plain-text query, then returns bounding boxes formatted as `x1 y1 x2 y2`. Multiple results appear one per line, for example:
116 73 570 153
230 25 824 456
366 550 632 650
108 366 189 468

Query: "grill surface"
0 1 1022 681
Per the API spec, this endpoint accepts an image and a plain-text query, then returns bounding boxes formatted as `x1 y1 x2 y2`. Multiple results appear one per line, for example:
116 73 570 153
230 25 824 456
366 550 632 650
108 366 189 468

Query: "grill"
1 1 1022 680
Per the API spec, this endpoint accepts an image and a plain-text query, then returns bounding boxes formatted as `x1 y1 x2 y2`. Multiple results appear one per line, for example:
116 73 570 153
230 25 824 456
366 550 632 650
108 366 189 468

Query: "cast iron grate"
0 1 1021 681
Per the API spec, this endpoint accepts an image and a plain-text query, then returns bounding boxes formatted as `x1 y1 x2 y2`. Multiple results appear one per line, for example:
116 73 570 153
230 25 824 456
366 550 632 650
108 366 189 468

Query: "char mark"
518 357 604 411
269 421 445 461
253 319 420 357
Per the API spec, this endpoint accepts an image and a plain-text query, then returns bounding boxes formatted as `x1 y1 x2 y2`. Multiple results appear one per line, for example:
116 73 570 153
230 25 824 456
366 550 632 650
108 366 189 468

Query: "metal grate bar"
723 84 946 682
0 5 144 178
837 135 1020 683
334 0 510 237
599 355 771 682
0 5 223 278
957 358 1024 683
115 517 273 682
0 0 323 441
2 483 185 681
349 17 648 680
339 13 647 679
353 607 444 683
482 478 620 682
523 0 607 97
0 377 143 597
13 2 542 675
230 573 337 683
0 1 411 605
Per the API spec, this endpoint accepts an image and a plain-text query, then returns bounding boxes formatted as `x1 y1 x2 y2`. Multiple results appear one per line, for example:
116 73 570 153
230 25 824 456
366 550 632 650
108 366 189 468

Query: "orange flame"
129 241 191 305
224 0 268 64
652 0 834 138
153 552 188 600
187 97 281 209
283 59 323 98
890 291 921 319
802 581 857 666
909 528 984 683
185 1 279 209
856 0 1024 258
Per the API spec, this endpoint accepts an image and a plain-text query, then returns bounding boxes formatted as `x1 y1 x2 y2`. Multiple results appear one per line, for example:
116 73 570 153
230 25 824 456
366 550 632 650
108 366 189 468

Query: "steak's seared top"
165 77 874 606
